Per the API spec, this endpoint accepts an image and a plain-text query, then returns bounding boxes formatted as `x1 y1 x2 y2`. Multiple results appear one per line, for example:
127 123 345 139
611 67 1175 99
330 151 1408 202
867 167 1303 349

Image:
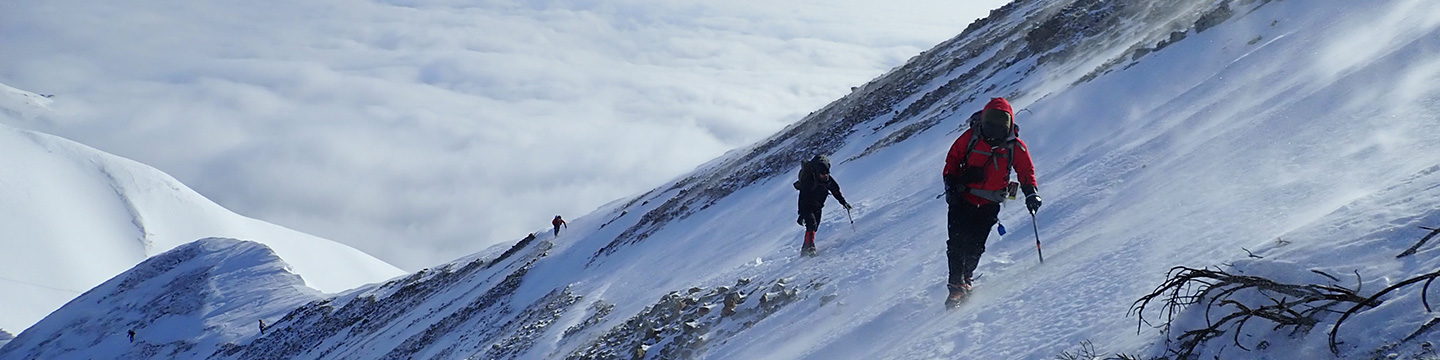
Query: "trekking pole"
845 207 856 232
1030 208 1044 263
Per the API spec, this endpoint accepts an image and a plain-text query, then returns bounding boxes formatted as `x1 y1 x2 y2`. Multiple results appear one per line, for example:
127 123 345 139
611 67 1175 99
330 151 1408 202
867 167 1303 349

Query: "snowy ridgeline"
0 239 321 359
0 233 562 359
0 84 405 334
0 82 52 126
6 0 1440 359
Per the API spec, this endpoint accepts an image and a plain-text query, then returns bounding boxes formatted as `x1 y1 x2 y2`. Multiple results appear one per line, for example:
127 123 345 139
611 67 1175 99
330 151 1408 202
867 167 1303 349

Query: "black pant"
799 207 822 232
947 201 1000 286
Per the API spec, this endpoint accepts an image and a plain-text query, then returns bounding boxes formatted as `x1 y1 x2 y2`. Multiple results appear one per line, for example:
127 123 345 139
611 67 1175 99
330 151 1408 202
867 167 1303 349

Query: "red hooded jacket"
942 97 1037 205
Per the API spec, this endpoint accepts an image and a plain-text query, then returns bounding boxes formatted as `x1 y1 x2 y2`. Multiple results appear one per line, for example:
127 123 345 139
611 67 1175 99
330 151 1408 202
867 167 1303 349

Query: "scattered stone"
722 292 745 317
760 292 779 304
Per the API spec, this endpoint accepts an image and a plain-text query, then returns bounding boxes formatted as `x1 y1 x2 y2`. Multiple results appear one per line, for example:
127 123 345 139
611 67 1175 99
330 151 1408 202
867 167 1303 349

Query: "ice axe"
845 206 856 232
1030 208 1043 263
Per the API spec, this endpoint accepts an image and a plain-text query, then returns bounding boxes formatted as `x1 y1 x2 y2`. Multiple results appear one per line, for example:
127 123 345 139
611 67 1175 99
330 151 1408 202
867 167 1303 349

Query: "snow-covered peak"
0 83 53 125
0 90 405 332
0 238 321 359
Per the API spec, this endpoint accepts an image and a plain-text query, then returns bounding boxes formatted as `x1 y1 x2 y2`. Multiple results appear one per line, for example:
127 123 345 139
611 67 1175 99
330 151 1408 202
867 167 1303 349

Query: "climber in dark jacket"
794 154 851 256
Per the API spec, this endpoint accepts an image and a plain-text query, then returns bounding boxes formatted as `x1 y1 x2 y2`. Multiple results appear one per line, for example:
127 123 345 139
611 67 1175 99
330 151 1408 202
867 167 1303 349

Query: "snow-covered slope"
0 85 405 333
0 83 53 126
9 0 1440 359
0 238 322 359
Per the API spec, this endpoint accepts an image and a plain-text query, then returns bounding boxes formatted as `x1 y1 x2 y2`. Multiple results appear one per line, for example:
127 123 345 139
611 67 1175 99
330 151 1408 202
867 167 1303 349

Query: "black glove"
959 167 985 184
1025 194 1043 213
797 215 804 226
842 202 853 210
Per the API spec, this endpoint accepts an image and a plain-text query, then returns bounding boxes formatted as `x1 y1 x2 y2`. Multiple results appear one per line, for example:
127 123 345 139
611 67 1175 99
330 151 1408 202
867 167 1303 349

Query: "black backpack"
793 155 830 190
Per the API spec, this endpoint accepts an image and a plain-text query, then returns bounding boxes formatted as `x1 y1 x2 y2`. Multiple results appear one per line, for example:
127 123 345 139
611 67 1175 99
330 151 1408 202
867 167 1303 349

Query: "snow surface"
0 83 52 124
529 1 1440 358
7 0 1440 359
0 238 323 359
0 86 405 333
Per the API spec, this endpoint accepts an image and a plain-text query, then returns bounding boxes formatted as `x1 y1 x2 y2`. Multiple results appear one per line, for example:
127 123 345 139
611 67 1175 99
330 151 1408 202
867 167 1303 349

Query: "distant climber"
941 97 1042 308
259 319 266 334
552 215 567 237
793 154 852 256
128 329 135 343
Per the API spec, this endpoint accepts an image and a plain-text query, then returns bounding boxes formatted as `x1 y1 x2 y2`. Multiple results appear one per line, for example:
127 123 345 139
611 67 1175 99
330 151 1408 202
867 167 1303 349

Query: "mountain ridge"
0 86 405 333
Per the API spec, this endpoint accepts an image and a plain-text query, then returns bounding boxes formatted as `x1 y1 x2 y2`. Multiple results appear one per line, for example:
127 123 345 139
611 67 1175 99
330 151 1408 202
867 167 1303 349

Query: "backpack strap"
997 141 1017 174
961 111 1021 178
960 132 1020 198
959 143 1019 204
962 130 979 164
964 187 1009 203
964 132 1016 174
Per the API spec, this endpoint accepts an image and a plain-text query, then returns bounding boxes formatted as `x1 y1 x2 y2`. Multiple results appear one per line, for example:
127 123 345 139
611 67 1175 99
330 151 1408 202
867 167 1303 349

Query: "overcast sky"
0 0 1011 270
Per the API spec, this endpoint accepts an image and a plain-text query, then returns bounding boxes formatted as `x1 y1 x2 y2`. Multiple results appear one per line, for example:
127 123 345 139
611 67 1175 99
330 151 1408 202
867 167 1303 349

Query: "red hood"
983 97 1013 117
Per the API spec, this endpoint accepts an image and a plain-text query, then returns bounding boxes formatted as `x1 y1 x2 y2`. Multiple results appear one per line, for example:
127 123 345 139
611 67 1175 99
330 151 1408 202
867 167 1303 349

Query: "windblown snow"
5 0 1440 359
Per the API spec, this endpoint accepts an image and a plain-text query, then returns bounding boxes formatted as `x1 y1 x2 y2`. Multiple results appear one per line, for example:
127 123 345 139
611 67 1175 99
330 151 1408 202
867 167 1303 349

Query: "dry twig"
1396 225 1440 258
1130 266 1368 358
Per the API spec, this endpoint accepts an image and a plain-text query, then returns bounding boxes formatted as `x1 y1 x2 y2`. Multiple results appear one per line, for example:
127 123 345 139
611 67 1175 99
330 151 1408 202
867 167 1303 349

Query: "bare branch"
1310 269 1340 282
1133 225 1440 358
1396 225 1440 258
1354 270 1363 294
1242 247 1264 259
1131 266 1367 358
1330 269 1440 354
1426 276 1437 312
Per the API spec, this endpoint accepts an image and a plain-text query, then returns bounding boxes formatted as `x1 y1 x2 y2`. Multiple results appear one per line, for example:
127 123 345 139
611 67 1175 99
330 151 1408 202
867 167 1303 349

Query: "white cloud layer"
0 0 1010 270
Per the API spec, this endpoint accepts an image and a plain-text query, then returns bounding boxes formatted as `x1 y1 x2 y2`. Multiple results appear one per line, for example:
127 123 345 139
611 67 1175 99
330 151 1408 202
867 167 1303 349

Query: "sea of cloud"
0 0 1009 270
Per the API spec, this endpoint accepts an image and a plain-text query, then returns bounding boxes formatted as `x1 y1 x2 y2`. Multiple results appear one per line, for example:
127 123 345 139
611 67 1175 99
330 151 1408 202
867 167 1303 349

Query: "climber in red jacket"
940 97 1042 306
